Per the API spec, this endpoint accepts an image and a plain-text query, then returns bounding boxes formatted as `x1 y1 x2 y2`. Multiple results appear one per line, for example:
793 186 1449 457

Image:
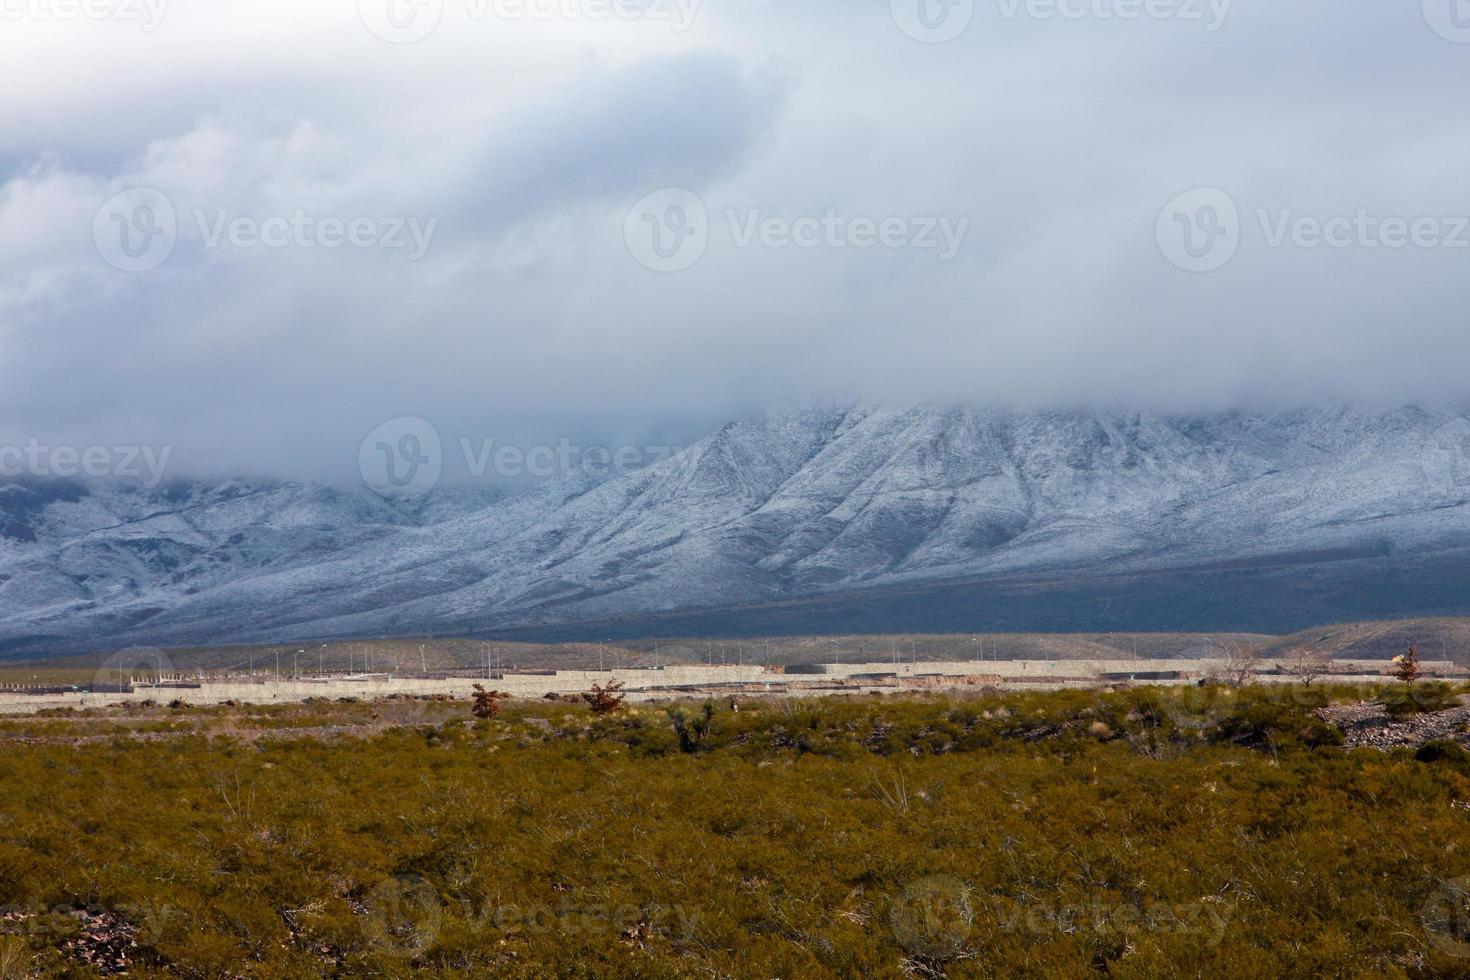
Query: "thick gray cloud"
2 0 1468 486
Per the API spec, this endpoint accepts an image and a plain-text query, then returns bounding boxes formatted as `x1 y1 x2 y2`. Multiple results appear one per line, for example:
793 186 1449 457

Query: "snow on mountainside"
4 404 1470 654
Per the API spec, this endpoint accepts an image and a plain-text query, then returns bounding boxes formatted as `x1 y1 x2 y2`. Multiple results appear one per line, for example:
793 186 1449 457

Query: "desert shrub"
669 701 718 754
1212 687 1344 750
0 690 1467 975
581 682 627 715
1380 681 1460 717
1415 739 1470 768
470 685 508 719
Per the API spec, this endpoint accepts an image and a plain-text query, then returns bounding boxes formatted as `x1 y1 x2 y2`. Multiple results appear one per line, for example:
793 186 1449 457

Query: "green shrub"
1415 739 1470 768
0 690 1465 975
1382 682 1461 717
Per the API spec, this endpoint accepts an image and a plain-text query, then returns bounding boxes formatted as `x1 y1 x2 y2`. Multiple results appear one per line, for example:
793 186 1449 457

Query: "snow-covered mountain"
5 404 1470 654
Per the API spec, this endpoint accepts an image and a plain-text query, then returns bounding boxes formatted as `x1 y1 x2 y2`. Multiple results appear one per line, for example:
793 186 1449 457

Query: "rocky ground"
1317 695 1470 750
2 907 139 976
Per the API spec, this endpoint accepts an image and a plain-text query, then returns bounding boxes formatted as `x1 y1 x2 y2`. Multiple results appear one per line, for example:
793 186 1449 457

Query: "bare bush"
1284 646 1332 686
1206 640 1261 688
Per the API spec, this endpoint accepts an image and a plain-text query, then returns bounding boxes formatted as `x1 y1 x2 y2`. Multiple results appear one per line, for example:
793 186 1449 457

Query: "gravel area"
1317 696 1470 750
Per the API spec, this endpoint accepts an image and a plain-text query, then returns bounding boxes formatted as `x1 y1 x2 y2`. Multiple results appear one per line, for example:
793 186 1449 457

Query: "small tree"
471 685 508 719
581 680 627 715
1284 646 1332 687
1393 645 1421 687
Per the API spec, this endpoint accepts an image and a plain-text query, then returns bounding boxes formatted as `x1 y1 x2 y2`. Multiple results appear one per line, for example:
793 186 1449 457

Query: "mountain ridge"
4 403 1470 654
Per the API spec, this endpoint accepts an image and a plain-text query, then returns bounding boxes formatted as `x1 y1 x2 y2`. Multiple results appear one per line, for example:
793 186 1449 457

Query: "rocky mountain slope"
4 404 1470 654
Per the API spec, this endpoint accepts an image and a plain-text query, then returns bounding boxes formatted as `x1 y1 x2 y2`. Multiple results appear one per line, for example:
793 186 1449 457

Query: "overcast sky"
2 0 1469 485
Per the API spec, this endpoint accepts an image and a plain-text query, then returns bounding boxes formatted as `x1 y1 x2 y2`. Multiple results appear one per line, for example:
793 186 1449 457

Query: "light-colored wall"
787 658 1462 679
0 665 770 715
0 659 1459 715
